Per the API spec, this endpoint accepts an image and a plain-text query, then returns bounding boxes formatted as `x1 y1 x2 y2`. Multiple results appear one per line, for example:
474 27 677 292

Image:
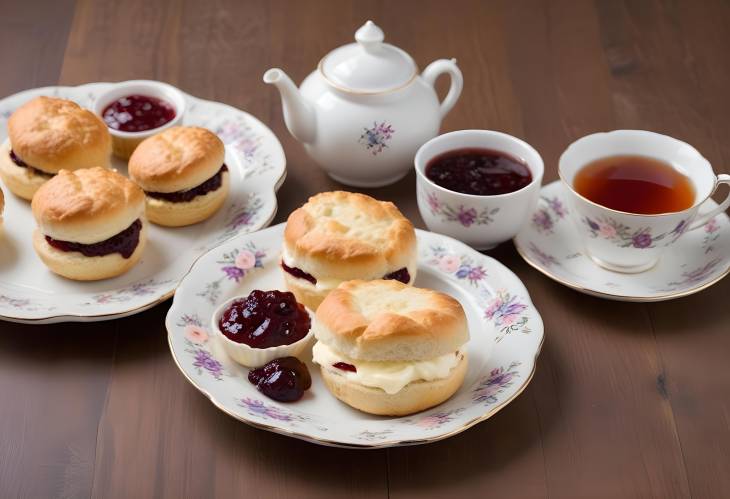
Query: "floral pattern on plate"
0 81 285 323
531 196 568 234
514 181 730 301
166 224 544 448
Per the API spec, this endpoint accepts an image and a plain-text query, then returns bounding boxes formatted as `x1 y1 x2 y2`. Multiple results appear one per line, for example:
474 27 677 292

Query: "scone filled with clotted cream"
31 167 147 281
282 191 417 311
128 126 229 227
312 279 469 416
0 96 111 200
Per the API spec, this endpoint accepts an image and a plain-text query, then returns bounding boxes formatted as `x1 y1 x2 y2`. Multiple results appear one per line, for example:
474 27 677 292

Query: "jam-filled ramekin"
93 80 185 159
211 290 315 368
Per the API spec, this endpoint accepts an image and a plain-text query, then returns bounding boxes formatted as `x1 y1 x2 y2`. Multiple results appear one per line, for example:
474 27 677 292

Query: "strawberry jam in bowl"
92 80 186 159
212 290 314 368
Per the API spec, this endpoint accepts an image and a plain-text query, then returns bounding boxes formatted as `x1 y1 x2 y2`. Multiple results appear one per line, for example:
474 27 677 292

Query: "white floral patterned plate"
514 181 730 301
166 223 544 448
0 82 285 323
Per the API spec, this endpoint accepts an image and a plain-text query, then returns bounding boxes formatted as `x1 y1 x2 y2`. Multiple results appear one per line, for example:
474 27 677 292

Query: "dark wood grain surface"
1 0 729 497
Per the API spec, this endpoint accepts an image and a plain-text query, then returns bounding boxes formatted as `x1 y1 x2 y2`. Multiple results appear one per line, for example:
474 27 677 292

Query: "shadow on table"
0 298 170 366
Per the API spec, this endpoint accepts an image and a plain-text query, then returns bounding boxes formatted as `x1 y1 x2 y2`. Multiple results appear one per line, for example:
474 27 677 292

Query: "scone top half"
31 167 145 244
315 280 469 363
128 126 226 193
283 191 417 286
6 96 111 174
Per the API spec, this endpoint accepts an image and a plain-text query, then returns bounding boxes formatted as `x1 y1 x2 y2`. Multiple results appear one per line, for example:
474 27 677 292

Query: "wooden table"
1 0 729 497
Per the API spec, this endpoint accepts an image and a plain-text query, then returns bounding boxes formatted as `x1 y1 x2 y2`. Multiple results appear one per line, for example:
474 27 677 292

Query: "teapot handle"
422 58 463 119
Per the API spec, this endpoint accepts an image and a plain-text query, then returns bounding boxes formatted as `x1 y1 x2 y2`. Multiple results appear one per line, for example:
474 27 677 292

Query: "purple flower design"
454 264 488 285
532 209 553 233
546 197 567 218
528 242 560 268
457 206 478 227
359 121 395 155
192 349 224 380
472 362 521 404
632 232 653 248
485 292 528 327
222 265 245 282
426 191 440 212
586 217 600 231
671 219 687 235
238 398 307 422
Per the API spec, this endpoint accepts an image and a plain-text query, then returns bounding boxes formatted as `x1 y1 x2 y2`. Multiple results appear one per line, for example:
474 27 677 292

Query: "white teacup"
415 130 544 250
560 130 730 273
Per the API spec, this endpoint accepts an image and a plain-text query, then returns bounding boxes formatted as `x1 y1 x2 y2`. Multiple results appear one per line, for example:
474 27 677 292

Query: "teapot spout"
263 68 316 144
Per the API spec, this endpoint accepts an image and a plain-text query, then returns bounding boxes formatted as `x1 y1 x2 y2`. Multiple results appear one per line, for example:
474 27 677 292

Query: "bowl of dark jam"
212 289 314 368
415 129 544 250
93 80 186 159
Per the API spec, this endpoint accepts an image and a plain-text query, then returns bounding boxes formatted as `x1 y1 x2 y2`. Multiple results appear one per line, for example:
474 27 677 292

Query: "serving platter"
166 223 544 448
514 181 730 301
0 82 286 323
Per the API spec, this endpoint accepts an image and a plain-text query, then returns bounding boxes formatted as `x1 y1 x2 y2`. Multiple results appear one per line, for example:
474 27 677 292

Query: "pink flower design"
438 255 461 273
185 325 209 344
427 192 440 213
599 223 617 238
235 250 257 270
705 218 719 233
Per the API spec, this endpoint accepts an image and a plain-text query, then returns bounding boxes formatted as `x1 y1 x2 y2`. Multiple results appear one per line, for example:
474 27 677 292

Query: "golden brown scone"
128 126 229 226
128 126 225 192
312 279 470 416
320 353 467 416
0 139 51 201
7 96 111 174
31 167 146 280
316 279 468 361
282 191 417 310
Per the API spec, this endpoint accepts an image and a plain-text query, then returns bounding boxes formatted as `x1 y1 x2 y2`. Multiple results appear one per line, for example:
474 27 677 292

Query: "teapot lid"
319 21 417 94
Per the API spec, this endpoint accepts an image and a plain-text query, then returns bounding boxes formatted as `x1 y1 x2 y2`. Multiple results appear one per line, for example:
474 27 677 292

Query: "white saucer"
0 82 286 323
166 224 544 448
514 181 730 301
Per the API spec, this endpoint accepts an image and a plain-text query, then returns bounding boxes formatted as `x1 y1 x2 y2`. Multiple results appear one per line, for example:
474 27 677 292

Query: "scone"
128 126 229 227
282 191 417 310
312 279 469 416
31 167 147 281
0 96 111 200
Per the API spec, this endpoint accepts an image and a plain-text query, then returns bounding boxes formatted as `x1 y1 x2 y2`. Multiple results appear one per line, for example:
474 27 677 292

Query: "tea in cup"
560 130 730 273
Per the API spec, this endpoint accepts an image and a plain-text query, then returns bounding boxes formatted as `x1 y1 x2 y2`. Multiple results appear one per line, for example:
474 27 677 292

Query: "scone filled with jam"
0 96 111 200
282 191 417 310
128 126 229 227
31 167 146 281
312 279 469 416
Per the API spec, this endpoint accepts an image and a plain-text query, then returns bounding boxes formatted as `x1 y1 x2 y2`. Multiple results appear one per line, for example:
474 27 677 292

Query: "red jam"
218 290 311 348
9 150 52 178
426 147 532 196
282 264 411 285
45 219 142 258
281 261 317 285
146 165 228 203
333 362 357 373
248 357 312 402
383 267 410 284
102 94 176 133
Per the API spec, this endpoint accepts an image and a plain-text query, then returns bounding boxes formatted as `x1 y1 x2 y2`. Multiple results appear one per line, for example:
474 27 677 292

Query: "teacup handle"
688 174 730 230
422 58 463 119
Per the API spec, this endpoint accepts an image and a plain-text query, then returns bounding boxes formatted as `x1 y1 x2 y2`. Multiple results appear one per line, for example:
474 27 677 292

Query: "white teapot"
264 20 463 187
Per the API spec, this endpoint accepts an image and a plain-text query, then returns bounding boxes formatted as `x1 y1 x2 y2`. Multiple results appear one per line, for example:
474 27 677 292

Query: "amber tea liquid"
573 155 695 214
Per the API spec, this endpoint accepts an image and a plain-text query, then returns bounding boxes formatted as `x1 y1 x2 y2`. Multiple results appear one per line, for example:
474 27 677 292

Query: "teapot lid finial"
355 21 384 52
319 20 416 94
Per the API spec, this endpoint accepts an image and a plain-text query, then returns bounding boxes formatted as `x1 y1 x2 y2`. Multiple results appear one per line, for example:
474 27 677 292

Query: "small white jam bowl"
211 295 314 368
415 129 544 250
92 79 186 159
